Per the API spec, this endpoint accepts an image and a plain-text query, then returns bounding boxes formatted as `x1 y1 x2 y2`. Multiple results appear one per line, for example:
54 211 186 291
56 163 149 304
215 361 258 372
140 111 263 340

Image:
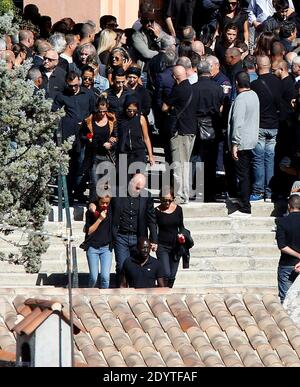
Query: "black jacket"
111 192 158 243
276 212 300 266
174 227 194 268
41 66 67 100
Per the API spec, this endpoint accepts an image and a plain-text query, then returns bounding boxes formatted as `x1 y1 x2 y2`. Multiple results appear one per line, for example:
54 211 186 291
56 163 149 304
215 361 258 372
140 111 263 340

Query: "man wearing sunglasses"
40 49 66 99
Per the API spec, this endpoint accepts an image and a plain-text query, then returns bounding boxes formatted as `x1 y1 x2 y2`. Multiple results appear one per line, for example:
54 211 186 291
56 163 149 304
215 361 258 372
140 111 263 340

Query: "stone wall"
24 0 139 30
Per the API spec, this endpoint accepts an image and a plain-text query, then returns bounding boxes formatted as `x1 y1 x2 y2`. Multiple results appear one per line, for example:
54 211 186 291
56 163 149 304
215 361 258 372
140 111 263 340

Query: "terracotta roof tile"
109 326 132 351
256 344 282 367
157 311 180 331
245 325 268 349
80 344 108 367
195 311 218 331
186 295 209 316
128 296 150 316
225 326 249 350
206 326 229 351
0 349 16 363
121 345 146 367
102 346 127 367
90 296 111 316
90 326 114 350
0 331 15 352
0 289 300 367
178 344 205 367
147 327 171 351
236 344 264 367
118 312 141 332
159 344 185 367
140 346 165 367
137 311 161 332
128 327 154 351
147 296 170 316
108 296 132 317
276 344 300 366
100 312 122 331
218 345 243 367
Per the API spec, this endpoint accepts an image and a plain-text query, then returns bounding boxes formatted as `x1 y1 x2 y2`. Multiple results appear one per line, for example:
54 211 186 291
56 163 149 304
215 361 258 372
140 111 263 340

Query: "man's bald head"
225 47 241 65
173 65 187 83
191 40 205 56
256 55 271 70
129 173 146 197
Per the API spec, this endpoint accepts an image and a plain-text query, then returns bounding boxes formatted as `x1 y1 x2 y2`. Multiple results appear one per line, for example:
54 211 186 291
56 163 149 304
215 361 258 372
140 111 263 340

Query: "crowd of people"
1 1 300 294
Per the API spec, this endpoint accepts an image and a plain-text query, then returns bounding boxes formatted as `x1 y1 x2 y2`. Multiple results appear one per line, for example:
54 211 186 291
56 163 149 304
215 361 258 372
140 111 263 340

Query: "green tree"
0 15 70 272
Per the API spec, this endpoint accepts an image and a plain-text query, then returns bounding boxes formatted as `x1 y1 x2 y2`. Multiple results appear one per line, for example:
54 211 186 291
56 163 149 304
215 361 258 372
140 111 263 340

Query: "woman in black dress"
215 0 249 43
117 94 154 172
155 186 185 288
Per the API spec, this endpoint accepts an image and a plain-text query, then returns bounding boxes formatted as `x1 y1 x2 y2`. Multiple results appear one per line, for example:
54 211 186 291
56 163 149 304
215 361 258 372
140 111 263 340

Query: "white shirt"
60 53 73 64
248 0 294 24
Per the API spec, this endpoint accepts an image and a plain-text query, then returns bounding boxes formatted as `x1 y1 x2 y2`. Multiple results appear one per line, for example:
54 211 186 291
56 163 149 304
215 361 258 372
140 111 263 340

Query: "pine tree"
0 14 70 273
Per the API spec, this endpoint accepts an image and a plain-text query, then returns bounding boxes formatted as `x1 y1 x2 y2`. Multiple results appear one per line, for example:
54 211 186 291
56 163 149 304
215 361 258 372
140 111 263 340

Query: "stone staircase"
0 202 283 292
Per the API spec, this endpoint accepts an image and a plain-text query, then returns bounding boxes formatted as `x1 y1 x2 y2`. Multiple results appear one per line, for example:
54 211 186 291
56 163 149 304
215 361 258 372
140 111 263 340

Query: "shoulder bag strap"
174 92 193 120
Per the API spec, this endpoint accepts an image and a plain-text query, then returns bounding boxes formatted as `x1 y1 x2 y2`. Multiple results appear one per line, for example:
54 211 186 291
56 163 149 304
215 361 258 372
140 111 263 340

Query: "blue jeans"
252 128 278 198
86 245 112 288
114 232 138 277
277 265 299 303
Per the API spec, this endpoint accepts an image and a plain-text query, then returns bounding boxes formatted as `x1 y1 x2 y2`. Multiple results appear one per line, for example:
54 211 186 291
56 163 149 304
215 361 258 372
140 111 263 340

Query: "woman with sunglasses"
78 95 117 201
215 0 249 43
155 186 185 288
107 47 132 85
117 94 154 172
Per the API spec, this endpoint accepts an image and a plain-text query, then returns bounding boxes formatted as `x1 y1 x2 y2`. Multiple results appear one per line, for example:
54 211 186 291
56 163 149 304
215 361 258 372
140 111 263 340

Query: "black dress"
216 10 248 42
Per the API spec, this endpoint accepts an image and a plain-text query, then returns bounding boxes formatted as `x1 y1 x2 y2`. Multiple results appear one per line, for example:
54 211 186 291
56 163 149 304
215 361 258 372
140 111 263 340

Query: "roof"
0 288 300 367
13 298 85 336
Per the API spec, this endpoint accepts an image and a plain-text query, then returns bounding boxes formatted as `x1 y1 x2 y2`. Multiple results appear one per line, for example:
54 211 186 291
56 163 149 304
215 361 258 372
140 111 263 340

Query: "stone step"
43 216 277 234
47 202 286 222
175 270 277 286
0 261 25 273
40 256 279 274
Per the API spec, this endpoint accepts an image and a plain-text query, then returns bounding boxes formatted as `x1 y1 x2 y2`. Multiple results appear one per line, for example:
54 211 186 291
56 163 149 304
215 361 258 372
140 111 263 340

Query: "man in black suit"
276 194 300 303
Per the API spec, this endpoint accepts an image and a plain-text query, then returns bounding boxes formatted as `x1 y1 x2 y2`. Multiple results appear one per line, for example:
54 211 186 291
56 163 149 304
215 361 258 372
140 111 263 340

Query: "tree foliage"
0 17 70 271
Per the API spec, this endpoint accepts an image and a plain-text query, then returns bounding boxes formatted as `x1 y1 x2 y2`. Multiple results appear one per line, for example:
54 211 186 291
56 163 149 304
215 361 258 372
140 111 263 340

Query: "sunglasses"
83 76 94 81
98 109 108 113
112 56 122 61
44 57 57 61
161 198 172 203
126 109 138 113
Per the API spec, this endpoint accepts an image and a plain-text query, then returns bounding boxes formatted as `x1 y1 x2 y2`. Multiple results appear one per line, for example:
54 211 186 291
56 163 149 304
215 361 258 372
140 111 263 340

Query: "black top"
155 205 184 245
122 255 164 288
41 66 67 100
165 0 196 35
251 73 282 129
281 75 297 122
166 79 197 135
105 87 134 120
111 193 158 243
193 76 224 117
216 11 248 42
84 207 112 249
119 196 139 234
276 212 300 266
131 85 152 116
91 121 110 156
118 114 145 154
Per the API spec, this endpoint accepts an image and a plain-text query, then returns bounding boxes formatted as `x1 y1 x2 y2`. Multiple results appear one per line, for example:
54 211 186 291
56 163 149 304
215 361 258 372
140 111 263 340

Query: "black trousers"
234 149 252 214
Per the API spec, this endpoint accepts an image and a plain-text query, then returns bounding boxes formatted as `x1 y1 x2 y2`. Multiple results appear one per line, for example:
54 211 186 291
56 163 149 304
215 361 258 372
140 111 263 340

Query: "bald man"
224 47 243 102
250 55 282 202
40 49 66 99
110 173 158 286
162 65 197 204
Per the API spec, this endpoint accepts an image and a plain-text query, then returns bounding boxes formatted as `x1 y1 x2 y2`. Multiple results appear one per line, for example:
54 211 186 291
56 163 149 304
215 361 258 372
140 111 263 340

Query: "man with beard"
120 237 164 288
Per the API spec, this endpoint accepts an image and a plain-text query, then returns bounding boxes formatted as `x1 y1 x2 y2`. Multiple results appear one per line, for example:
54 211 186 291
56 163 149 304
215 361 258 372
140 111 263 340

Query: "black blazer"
111 192 158 243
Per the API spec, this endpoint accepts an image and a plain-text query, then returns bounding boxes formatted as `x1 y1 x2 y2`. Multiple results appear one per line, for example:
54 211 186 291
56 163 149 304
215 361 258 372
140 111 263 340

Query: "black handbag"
197 116 215 141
